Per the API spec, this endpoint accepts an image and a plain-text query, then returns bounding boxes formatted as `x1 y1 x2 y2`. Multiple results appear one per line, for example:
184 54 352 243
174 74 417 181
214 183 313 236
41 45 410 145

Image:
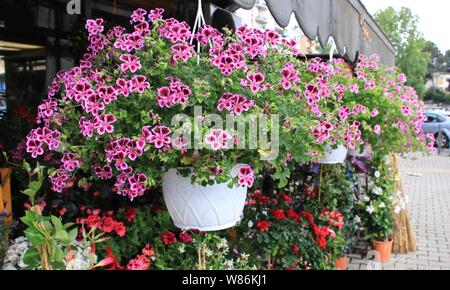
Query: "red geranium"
256 220 270 232
124 207 138 222
101 217 116 233
292 244 299 254
272 209 286 220
179 231 193 243
114 221 127 237
162 231 177 245
287 209 299 221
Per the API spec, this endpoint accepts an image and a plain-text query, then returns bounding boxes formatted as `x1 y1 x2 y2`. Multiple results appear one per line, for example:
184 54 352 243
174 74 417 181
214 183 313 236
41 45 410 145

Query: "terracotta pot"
335 256 347 270
372 239 393 263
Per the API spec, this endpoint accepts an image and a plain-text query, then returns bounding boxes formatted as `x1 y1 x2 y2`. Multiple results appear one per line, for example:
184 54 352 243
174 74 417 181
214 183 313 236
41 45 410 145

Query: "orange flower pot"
372 239 393 263
335 256 347 270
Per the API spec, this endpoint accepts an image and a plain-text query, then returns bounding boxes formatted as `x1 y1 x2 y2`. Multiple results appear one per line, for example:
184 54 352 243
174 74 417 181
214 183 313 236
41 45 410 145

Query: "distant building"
426 72 450 92
234 0 319 55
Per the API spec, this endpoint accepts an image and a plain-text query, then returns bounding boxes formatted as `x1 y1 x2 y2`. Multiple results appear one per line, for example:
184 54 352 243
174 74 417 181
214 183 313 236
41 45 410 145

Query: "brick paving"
348 153 450 270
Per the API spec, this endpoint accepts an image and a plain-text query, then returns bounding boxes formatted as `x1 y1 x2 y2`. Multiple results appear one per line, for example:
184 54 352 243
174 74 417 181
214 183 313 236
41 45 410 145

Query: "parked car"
422 111 450 148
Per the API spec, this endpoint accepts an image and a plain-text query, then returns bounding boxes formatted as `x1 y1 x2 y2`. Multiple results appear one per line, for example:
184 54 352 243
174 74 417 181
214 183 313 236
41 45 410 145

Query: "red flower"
287 209 299 221
315 236 327 249
94 245 124 270
272 209 286 220
59 207 67 216
292 244 299 254
124 207 137 222
114 222 127 237
142 244 155 257
101 217 116 233
280 193 292 204
256 220 270 232
162 231 177 245
179 231 193 243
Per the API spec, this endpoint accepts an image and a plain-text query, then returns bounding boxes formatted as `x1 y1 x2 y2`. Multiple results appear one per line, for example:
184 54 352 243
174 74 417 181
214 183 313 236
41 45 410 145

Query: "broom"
391 154 416 253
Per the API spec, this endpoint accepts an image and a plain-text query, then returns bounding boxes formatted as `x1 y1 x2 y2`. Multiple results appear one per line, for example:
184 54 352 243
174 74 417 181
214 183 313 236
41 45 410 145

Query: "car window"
425 114 436 123
437 115 447 122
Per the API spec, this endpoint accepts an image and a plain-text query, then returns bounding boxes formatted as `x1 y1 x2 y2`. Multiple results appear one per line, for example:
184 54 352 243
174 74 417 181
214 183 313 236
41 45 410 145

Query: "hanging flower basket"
162 165 247 231
318 145 347 164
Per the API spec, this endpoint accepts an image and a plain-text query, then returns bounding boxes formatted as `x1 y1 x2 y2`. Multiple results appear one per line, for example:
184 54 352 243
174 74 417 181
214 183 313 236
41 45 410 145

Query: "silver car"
422 111 450 148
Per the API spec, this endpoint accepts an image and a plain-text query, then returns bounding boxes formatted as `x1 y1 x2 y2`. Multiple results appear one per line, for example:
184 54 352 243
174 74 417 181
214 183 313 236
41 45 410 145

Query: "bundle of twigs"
391 154 416 253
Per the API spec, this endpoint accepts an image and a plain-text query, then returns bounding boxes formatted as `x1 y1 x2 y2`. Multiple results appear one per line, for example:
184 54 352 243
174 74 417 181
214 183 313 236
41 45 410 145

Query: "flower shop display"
21 7 371 232
0 6 435 271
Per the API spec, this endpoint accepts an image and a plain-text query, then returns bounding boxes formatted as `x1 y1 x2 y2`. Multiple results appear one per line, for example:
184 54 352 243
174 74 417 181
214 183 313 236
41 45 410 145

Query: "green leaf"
20 211 37 227
23 160 31 173
24 227 45 246
68 228 78 242
52 245 65 262
23 247 40 268
55 230 70 243
50 215 63 231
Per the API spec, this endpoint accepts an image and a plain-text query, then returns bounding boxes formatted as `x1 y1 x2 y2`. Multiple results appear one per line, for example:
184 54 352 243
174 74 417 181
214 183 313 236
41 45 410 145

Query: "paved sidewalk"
348 153 450 270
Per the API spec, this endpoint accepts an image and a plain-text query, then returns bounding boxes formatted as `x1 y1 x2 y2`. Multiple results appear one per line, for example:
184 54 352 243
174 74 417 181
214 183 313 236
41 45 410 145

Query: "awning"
228 0 396 66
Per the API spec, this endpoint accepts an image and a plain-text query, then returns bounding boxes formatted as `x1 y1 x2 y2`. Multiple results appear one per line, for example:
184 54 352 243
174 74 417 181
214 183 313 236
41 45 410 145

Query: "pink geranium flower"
142 126 172 148
119 54 142 73
204 129 231 150
94 114 117 135
237 164 255 187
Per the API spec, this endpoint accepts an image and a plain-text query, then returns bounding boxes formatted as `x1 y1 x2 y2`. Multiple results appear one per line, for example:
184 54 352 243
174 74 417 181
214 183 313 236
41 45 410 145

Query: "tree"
424 41 450 74
374 7 431 97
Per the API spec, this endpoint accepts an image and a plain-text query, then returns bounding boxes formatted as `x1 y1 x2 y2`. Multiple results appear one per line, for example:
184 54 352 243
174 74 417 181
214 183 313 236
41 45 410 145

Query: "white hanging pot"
162 165 248 231
318 144 348 164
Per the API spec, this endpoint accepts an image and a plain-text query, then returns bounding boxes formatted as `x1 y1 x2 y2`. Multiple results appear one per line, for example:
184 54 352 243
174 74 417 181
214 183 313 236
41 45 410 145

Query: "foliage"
235 188 336 270
103 205 254 270
374 7 431 97
341 54 431 160
424 87 450 104
424 41 450 74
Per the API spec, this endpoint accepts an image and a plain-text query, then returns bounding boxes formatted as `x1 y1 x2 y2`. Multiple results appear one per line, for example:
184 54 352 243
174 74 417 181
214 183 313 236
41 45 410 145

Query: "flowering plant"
341 54 432 160
236 189 335 270
100 204 253 270
356 158 395 242
24 7 384 201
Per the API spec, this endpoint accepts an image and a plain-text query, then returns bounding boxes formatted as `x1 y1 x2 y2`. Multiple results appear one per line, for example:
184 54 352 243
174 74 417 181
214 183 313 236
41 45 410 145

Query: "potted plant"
24 8 348 231
358 161 395 263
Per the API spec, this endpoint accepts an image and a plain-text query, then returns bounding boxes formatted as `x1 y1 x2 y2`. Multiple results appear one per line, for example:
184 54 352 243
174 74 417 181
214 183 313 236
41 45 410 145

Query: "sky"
363 0 450 53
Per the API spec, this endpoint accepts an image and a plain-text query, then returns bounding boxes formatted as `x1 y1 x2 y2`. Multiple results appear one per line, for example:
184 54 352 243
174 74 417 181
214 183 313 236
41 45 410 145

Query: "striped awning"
230 0 396 66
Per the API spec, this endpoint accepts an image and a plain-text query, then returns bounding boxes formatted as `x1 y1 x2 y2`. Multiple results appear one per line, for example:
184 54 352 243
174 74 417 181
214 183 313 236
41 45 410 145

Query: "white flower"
217 238 228 250
354 215 361 224
372 187 383 196
394 205 402 214
240 253 249 261
374 171 381 178
366 205 375 214
261 210 268 216
178 243 186 254
223 259 234 270
204 247 213 257
247 220 254 228
360 195 370 202
378 202 386 208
